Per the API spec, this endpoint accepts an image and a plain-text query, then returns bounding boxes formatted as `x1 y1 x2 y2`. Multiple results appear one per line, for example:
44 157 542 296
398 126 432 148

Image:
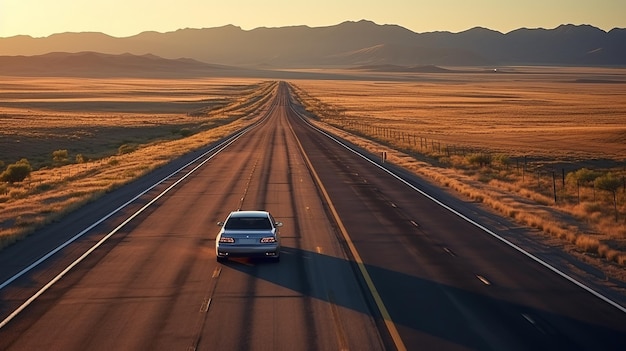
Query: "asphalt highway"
0 82 625 350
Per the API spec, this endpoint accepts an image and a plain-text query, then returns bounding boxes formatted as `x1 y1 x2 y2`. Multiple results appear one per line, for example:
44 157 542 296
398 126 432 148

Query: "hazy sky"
1 0 624 38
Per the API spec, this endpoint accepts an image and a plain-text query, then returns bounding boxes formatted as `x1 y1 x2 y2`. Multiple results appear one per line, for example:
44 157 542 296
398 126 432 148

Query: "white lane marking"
522 313 535 325
290 103 626 315
200 298 212 313
443 247 456 257
476 275 492 286
0 105 277 329
521 313 548 335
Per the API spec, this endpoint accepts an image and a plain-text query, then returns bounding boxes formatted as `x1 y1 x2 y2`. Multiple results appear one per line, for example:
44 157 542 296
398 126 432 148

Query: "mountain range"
1 20 624 71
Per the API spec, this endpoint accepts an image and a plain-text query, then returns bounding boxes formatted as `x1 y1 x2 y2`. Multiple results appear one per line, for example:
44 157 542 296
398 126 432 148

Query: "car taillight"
260 237 276 243
219 237 235 243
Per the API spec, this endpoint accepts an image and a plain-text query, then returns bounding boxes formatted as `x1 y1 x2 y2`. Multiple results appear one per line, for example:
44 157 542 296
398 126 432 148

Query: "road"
1 82 625 350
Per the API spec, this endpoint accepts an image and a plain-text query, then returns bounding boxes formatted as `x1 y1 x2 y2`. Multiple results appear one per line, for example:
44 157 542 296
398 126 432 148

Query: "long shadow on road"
223 246 626 351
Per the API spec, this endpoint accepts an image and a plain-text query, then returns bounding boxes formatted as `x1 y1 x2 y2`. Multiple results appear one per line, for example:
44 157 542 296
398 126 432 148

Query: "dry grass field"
0 77 275 247
292 66 626 161
290 66 626 280
1 77 271 168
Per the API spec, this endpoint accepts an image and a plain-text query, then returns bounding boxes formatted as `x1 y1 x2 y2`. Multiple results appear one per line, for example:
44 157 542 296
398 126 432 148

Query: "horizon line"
1 20 622 40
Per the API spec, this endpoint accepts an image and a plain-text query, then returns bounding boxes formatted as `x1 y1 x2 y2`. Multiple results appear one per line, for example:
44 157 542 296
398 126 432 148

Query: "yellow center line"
212 267 221 278
288 109 407 351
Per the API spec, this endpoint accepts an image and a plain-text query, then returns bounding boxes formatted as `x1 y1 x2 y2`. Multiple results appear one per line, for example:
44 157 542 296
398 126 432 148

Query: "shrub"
595 172 622 192
35 183 55 192
52 149 69 164
493 154 511 168
567 168 602 203
567 168 601 187
581 201 603 215
9 189 27 199
179 128 193 137
0 159 32 183
118 144 136 155
75 154 86 163
575 235 600 253
467 153 492 167
595 172 622 221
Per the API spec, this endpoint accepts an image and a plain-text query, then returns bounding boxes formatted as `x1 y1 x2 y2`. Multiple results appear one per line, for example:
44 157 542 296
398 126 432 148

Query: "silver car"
215 210 282 262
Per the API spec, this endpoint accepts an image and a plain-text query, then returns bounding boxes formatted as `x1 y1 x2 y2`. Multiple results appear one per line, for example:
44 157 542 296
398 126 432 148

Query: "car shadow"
222 246 626 351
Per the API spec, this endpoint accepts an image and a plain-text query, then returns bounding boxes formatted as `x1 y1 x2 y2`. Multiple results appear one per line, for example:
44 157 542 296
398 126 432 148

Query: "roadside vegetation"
0 78 276 249
290 69 626 277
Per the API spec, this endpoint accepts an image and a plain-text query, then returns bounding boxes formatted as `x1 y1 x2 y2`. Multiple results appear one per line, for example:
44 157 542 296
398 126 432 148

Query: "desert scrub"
1 159 32 183
118 143 137 155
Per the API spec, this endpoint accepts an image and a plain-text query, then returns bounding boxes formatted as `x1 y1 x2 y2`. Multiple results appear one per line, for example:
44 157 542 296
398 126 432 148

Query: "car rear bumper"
216 244 280 258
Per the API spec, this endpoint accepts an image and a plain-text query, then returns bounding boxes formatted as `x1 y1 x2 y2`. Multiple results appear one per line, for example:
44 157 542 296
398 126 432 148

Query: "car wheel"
217 256 227 263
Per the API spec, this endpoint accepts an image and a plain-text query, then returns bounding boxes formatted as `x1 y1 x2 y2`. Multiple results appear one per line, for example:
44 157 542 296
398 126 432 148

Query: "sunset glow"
1 0 624 38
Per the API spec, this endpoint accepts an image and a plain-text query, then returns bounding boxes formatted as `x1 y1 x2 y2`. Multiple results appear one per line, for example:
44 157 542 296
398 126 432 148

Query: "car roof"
228 210 270 218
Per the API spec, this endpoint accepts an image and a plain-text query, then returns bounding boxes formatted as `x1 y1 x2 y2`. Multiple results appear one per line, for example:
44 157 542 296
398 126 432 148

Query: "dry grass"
0 77 273 168
289 66 626 276
293 69 626 161
0 77 276 248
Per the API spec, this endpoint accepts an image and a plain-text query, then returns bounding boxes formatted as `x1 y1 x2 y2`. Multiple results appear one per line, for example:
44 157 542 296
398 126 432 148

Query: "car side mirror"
275 222 283 227
217 221 224 227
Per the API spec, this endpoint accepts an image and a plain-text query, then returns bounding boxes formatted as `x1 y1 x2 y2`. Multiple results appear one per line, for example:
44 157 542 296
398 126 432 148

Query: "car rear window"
225 217 272 230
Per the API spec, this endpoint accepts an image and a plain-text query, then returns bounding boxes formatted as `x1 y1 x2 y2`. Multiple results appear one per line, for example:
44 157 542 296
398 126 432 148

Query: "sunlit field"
292 66 626 161
0 77 269 168
0 77 275 247
290 66 626 278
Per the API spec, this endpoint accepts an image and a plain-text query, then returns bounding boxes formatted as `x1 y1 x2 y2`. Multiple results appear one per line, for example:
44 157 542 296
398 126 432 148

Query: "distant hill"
1 20 624 68
0 51 240 77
